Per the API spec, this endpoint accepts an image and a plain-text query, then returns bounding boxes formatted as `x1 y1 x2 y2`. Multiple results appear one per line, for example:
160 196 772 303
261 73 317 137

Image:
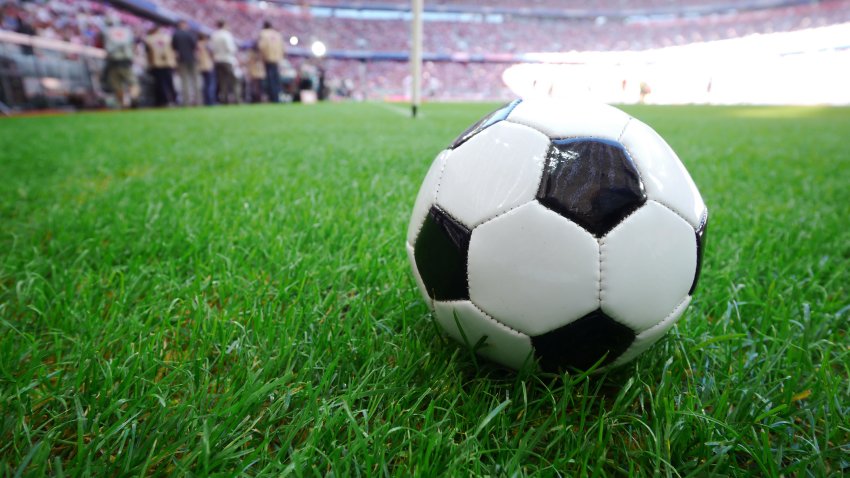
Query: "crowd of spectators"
148 0 850 98
0 1 328 107
2 0 849 102
1 0 151 47
7 0 850 56
99 17 323 107
291 0 782 10
157 0 850 54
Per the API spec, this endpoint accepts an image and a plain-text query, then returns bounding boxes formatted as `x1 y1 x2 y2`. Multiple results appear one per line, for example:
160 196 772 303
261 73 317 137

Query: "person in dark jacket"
14 14 35 55
171 20 199 106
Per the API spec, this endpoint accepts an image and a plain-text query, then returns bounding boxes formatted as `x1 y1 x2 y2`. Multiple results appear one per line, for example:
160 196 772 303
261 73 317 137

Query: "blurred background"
1 0 849 113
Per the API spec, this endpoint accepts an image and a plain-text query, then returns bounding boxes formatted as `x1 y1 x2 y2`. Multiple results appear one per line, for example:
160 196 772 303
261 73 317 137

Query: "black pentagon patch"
536 138 646 237
450 99 522 149
531 309 636 372
413 206 471 301
689 209 708 295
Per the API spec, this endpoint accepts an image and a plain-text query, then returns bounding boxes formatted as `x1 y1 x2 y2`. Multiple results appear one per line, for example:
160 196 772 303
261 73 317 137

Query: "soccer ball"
406 99 707 372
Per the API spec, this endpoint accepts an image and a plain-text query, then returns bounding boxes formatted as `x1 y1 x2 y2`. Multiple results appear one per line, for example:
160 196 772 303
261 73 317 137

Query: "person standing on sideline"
103 16 135 108
210 20 237 104
172 20 199 106
257 21 284 103
197 33 215 105
247 47 267 103
144 25 177 107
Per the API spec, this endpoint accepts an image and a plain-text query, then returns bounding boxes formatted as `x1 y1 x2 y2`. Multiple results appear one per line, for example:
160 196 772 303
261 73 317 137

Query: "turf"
0 102 848 476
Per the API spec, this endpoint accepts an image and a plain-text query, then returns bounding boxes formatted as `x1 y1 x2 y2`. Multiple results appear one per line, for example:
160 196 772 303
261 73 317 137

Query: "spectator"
14 13 35 55
144 24 176 106
639 81 652 103
103 16 135 108
257 20 284 103
247 47 266 103
197 32 216 105
172 20 199 106
210 19 237 104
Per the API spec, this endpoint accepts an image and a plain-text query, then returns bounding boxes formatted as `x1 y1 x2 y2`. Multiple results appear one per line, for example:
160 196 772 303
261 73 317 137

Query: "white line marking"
372 102 425 118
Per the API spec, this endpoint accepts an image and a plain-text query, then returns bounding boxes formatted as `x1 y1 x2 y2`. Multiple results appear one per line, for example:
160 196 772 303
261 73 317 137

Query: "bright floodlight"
289 36 299 46
311 40 326 57
258 1 268 9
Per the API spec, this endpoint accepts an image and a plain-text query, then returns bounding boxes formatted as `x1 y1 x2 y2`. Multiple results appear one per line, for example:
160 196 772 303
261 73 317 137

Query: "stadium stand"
149 0 850 99
1 0 849 105
153 0 850 53
258 0 831 16
0 1 156 109
1 0 152 47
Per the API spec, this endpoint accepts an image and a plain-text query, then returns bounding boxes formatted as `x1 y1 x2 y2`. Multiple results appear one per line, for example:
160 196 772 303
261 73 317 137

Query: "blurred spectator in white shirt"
210 20 237 104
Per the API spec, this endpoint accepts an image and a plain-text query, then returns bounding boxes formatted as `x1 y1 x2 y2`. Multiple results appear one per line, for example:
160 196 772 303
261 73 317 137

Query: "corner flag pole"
411 0 423 118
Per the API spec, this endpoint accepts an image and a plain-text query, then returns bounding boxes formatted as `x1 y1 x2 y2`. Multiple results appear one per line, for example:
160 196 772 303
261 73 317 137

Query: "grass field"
1 102 848 476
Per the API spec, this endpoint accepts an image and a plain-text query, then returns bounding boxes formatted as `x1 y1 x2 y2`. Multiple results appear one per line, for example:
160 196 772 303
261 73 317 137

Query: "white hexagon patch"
600 201 696 332
468 201 600 336
436 121 548 228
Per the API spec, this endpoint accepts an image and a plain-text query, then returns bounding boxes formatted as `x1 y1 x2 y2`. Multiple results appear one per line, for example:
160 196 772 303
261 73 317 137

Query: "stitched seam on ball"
432 150 450 200
465 247 471 311
658 198 697 227
444 300 529 338
497 119 552 141
496 118 647 235
636 295 691 337
611 295 692 368
466 136 550 229
619 140 646 184
530 138 548 219
407 242 435 311
598 237 606 308
423 205 476 306
619 139 703 229
411 152 453 310
473 197 536 230
412 150 451 243
601 202 644 237
646 199 696 231
469 301 529 339
505 118 623 142
501 117 551 139
617 116 633 142
617 137 653 222
421 206 473 305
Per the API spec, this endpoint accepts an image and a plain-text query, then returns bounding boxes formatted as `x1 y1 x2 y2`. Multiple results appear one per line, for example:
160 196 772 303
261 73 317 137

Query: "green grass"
1 102 848 476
